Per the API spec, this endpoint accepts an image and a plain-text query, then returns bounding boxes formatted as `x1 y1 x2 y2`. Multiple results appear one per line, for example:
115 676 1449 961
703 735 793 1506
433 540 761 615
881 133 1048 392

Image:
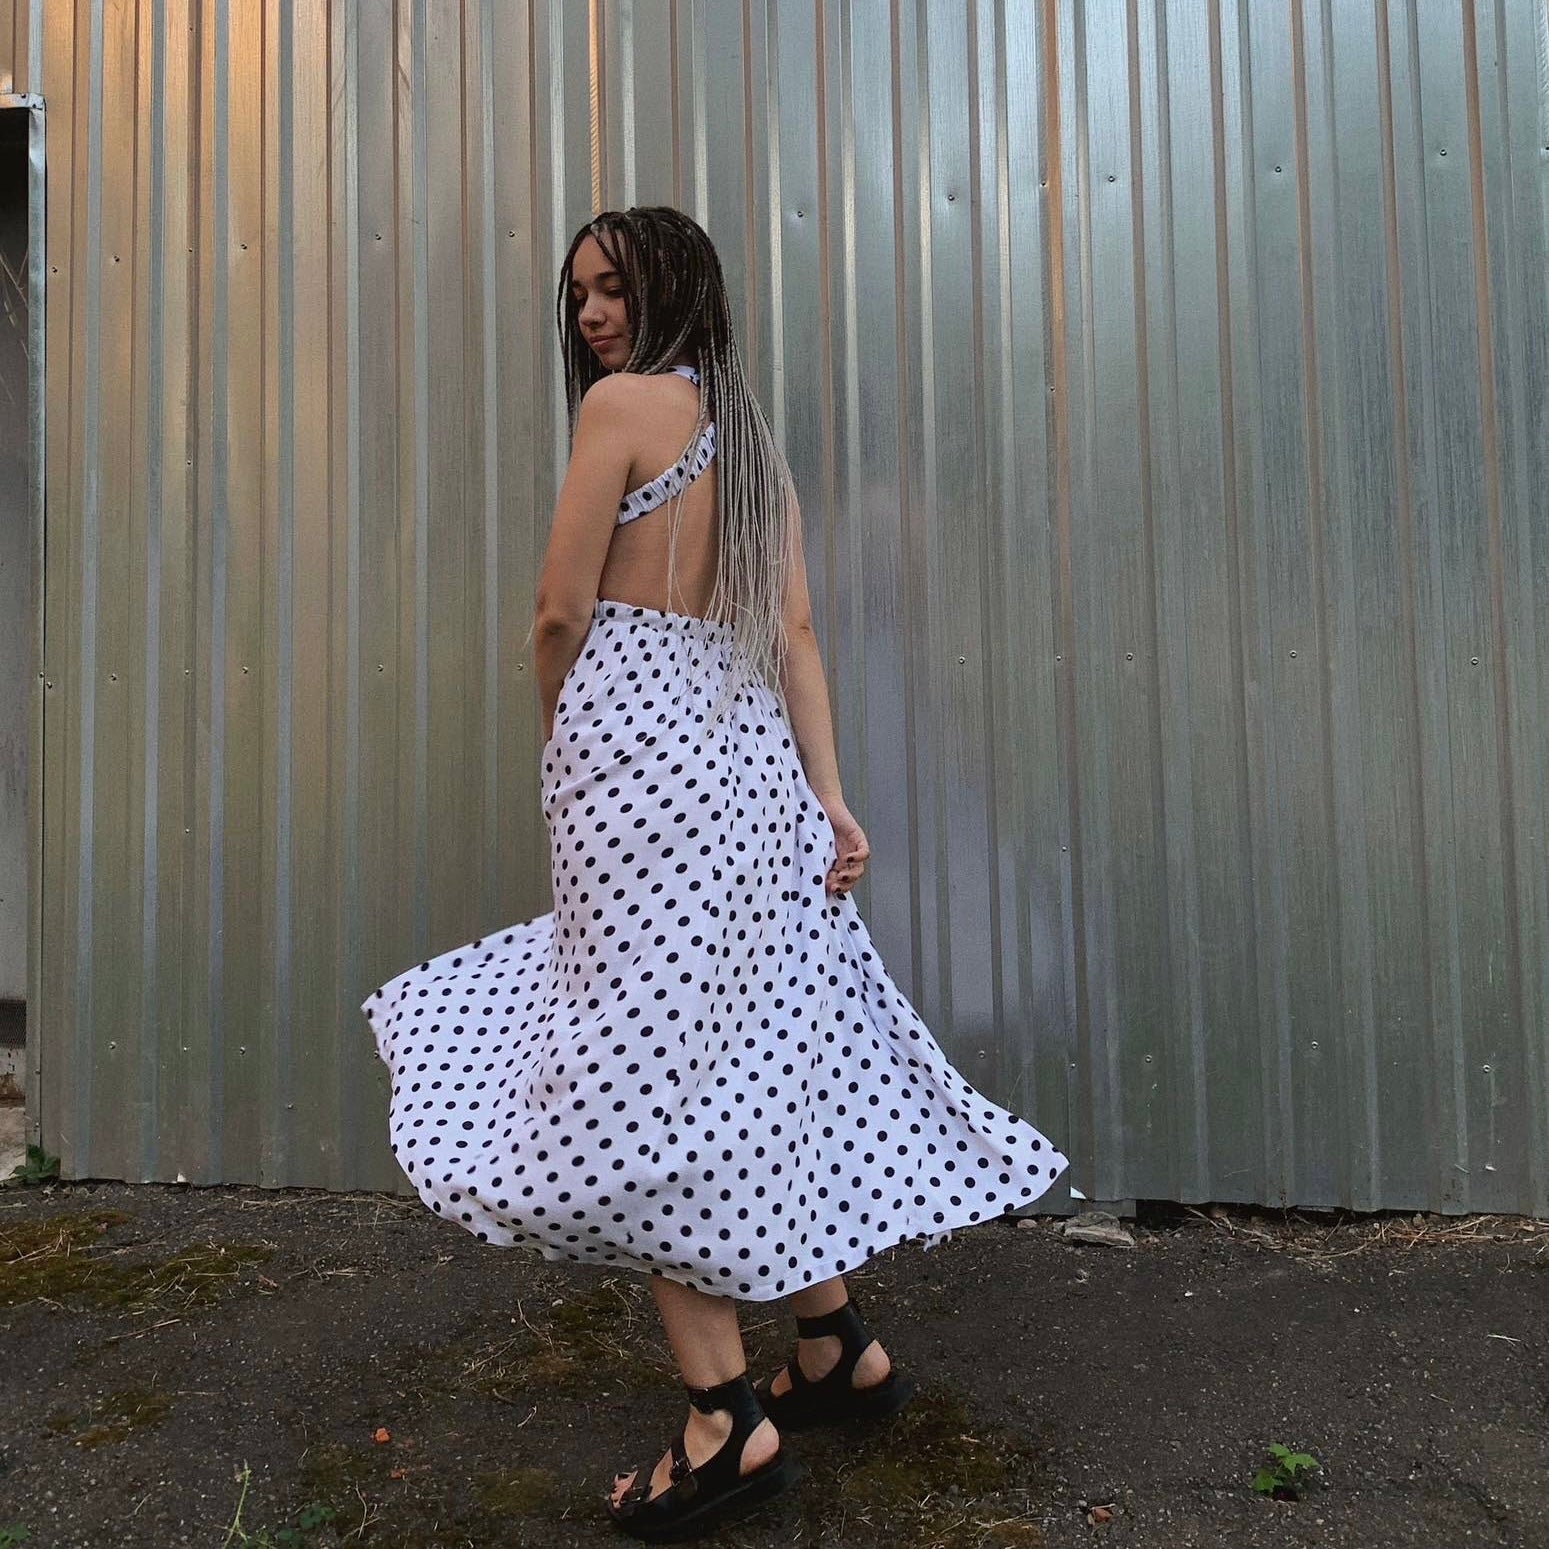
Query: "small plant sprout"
1253 1442 1321 1501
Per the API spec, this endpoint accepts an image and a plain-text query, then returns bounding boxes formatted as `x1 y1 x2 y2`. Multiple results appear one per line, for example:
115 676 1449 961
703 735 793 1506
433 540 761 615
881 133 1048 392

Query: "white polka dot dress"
362 599 1070 1301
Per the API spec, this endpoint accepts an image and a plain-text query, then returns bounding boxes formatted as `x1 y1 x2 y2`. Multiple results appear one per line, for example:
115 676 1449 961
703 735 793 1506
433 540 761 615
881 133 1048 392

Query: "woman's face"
570 234 632 371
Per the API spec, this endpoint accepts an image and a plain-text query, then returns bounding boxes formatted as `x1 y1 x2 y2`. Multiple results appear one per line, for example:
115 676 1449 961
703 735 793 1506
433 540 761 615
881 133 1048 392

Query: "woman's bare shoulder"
582 370 684 421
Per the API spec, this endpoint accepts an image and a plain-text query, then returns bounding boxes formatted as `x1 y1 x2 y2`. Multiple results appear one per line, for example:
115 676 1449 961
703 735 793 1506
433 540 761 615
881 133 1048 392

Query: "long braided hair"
555 205 798 727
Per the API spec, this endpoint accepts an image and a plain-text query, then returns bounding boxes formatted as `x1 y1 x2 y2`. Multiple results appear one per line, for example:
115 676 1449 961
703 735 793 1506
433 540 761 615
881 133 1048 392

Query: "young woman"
362 205 1070 1542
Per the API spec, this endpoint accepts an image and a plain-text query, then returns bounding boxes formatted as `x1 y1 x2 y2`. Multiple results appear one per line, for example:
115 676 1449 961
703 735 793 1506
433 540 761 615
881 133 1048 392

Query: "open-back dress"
362 364 1070 1300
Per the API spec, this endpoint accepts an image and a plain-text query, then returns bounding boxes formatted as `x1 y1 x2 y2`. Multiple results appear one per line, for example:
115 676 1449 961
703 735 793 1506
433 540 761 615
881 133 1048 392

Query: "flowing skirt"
362 598 1070 1301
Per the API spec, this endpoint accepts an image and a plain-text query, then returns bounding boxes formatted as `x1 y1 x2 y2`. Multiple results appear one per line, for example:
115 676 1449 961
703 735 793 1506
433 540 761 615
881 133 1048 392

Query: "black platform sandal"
606 1372 803 1543
753 1297 916 1432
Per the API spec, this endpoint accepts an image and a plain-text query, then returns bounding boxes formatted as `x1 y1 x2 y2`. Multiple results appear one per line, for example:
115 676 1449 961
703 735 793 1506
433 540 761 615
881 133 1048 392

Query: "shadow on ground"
0 1183 1545 1548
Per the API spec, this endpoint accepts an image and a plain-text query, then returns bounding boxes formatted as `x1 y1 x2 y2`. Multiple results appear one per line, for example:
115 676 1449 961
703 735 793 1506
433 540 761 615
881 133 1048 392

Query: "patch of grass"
794 1387 1052 1548
0 1210 269 1313
473 1464 565 1514
295 1438 377 1503
452 1278 678 1401
43 1384 175 1447
0 1526 31 1549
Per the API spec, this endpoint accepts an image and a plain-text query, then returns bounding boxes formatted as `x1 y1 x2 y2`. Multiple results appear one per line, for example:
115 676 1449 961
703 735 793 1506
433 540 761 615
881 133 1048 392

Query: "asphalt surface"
0 1180 1544 1548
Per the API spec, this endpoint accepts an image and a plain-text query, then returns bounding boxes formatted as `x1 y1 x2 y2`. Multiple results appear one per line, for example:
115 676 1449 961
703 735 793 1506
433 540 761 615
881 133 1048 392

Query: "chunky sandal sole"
610 1451 804 1543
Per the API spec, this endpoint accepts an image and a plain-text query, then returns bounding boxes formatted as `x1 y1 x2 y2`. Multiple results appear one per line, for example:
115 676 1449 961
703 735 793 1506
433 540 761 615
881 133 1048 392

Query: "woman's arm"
776 491 844 802
533 377 637 737
777 491 870 895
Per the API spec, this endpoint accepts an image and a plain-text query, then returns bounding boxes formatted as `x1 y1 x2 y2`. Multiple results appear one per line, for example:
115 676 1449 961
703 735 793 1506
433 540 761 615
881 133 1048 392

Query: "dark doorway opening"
0 104 34 1123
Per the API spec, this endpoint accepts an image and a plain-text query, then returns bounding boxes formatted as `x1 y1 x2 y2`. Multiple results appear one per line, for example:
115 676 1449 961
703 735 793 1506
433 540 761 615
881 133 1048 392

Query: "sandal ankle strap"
793 1297 874 1365
685 1371 764 1433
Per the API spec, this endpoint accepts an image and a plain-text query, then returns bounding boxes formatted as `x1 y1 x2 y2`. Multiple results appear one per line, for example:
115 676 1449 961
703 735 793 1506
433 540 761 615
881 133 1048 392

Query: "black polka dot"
361 594 1070 1300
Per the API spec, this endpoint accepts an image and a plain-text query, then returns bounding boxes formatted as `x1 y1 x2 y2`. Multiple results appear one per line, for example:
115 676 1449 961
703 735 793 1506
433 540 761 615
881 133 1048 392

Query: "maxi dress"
362 366 1071 1301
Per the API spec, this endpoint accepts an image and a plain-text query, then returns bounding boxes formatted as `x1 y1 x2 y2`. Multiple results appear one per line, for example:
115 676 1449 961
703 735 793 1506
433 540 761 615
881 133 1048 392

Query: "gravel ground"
0 1180 1544 1548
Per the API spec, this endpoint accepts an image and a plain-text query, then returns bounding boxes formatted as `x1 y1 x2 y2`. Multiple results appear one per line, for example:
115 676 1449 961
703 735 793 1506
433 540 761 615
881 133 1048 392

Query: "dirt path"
1 1182 1544 1548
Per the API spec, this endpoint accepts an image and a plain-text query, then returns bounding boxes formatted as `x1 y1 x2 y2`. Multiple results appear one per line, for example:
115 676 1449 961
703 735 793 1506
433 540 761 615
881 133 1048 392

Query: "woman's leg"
609 1276 780 1509
768 1274 893 1397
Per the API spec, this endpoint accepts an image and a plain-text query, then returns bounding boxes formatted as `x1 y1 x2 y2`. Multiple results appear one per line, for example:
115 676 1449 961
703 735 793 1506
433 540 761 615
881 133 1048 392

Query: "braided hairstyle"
555 205 799 727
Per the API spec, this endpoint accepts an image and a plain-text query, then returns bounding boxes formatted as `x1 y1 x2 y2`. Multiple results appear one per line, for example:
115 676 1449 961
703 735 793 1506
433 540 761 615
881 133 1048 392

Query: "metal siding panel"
1138 0 1210 1202
328 0 368 1189
216 0 265 1185
422 4 474 963
1 0 31 96
1413 2 1516 1212
27 0 1547 1213
1484 0 1549 1217
284 0 332 1185
490 0 547 967
840 0 923 1118
997 0 1075 1182
1308 0 1427 1210
1465 0 1547 1213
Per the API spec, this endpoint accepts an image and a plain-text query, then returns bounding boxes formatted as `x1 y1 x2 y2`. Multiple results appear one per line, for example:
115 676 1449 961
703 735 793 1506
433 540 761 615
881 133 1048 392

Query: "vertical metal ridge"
1375 0 1443 1211
72 0 107 1174
739 0 756 357
689 0 706 215
1461 0 1536 1207
1217 0 1288 1202
812 0 836 702
1042 0 1085 1190
762 0 784 444
410 0 429 952
588 0 603 210
1288 0 1351 1206
270 0 296 1185
205 0 235 1185
1397 1 1471 1206
137 0 169 1181
478 0 500 920
336 0 364 1187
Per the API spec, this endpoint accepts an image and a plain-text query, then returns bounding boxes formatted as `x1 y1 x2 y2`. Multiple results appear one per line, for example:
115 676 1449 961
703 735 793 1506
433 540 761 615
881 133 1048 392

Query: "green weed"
1253 1441 1321 1500
219 1461 340 1548
3 1144 59 1187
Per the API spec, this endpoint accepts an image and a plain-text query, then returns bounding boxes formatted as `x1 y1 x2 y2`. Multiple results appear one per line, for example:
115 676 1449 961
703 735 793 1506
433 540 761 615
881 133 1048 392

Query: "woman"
362 205 1070 1542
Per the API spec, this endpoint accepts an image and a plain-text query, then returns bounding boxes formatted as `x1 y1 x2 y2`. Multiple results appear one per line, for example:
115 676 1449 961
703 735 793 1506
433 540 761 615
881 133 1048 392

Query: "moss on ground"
44 1385 176 1448
0 1210 270 1313
449 1277 678 1401
792 1387 1052 1548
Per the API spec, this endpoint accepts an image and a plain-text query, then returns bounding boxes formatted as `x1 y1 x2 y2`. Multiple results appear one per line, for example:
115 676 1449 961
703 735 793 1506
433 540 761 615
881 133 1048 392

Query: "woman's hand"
819 796 870 896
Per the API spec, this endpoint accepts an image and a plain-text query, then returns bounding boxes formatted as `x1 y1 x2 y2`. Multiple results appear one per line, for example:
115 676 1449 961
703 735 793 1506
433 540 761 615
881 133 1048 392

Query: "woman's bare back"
595 369 722 619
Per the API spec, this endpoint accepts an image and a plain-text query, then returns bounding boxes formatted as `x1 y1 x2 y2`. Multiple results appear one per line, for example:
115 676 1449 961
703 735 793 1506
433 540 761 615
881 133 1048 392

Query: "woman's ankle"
786 1276 849 1322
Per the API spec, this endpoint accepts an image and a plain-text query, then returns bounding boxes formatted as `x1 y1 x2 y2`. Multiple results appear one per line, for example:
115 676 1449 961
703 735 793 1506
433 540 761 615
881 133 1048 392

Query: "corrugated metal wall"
28 1 1549 1214
0 0 38 98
